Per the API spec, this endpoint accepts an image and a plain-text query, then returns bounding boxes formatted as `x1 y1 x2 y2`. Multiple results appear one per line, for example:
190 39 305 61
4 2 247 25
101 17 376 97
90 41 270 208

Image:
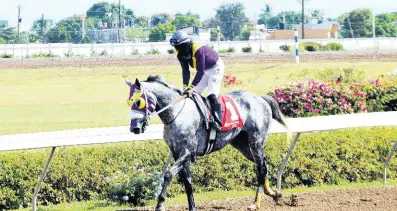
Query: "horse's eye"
135 98 146 109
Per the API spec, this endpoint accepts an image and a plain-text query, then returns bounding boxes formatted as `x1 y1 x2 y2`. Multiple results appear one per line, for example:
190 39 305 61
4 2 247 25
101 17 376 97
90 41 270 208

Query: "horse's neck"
144 82 181 124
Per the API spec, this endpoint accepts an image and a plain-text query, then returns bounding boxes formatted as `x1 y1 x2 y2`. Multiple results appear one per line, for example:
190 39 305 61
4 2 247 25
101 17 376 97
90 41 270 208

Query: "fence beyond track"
1 38 397 58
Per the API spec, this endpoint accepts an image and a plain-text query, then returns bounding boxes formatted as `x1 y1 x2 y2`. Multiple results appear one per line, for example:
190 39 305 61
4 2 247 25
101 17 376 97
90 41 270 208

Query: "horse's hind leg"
231 135 266 210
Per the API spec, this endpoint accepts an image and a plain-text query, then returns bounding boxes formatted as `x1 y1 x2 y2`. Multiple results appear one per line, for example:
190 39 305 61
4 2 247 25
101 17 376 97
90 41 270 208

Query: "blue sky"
1 0 397 31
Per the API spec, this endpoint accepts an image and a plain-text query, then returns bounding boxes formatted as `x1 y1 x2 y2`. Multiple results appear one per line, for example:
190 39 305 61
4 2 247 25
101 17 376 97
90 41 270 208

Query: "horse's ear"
123 75 132 87
135 78 142 89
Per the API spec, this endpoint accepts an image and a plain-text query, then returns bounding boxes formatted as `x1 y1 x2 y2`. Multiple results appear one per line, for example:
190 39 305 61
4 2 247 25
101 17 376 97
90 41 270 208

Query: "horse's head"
125 77 157 134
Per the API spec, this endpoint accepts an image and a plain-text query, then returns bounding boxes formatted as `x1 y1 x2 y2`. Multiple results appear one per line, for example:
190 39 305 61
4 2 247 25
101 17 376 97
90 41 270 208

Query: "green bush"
167 49 175 54
145 48 160 55
1 127 397 209
299 42 322 52
323 42 344 51
279 45 293 52
31 51 59 58
64 51 74 58
219 47 236 53
288 67 365 84
131 49 140 56
0 53 12 58
241 46 252 53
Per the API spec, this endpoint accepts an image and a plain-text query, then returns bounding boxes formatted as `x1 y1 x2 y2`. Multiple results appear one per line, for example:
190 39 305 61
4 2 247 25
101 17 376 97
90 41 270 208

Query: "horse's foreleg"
179 166 196 211
155 149 191 211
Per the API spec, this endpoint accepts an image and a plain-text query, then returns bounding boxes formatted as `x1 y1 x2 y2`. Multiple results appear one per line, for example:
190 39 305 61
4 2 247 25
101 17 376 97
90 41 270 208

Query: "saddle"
191 93 243 154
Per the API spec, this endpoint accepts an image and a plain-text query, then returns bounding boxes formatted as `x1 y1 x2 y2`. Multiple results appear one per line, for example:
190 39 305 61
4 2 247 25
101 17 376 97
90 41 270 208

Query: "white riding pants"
193 58 225 97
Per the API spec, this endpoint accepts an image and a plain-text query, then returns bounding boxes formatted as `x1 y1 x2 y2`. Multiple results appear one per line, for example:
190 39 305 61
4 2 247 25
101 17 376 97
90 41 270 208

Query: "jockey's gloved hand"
183 84 194 97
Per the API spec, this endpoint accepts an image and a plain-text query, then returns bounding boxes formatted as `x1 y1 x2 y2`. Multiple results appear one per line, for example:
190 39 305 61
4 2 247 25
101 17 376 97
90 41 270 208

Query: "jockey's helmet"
170 30 193 60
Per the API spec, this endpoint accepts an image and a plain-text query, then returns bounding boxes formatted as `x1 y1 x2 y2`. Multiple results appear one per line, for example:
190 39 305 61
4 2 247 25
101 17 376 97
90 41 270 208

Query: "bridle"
126 78 187 125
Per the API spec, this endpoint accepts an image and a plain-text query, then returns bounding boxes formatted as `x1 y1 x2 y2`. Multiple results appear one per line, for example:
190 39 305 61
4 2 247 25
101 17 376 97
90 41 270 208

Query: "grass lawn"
1 61 396 135
12 179 397 211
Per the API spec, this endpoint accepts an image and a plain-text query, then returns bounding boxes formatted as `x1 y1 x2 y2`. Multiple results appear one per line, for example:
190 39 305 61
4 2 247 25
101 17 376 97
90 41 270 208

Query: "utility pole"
17 5 21 35
118 0 121 43
346 12 354 38
301 0 305 39
41 14 44 42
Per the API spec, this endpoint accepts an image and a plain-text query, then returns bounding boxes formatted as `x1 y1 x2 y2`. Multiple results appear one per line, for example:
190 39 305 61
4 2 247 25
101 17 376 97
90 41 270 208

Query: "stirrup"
210 120 222 132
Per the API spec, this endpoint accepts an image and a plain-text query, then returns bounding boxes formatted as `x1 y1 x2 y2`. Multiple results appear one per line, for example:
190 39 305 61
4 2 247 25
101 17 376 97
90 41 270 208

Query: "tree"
172 12 200 30
266 11 301 29
85 17 102 30
258 4 272 25
202 17 220 28
0 24 16 43
151 13 172 26
0 37 5 44
338 9 373 38
240 28 251 40
80 34 91 43
125 27 149 41
31 18 50 42
148 21 175 42
86 2 135 28
215 2 249 40
46 16 82 43
134 16 149 28
311 9 325 18
210 28 224 41
375 12 397 37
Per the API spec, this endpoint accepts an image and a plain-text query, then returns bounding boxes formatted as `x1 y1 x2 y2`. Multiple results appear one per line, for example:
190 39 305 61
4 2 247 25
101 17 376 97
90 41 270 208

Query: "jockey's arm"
190 50 206 87
178 56 191 88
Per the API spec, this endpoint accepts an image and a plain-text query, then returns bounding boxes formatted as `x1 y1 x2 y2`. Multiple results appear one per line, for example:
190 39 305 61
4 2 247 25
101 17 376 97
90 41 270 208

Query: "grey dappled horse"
125 75 291 211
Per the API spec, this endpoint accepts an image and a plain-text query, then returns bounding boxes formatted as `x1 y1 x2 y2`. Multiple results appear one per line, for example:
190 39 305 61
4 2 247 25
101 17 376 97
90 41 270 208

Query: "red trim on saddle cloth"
218 96 243 131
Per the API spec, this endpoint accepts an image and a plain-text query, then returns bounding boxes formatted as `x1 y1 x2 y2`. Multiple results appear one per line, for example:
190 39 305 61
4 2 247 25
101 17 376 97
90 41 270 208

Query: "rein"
147 95 187 123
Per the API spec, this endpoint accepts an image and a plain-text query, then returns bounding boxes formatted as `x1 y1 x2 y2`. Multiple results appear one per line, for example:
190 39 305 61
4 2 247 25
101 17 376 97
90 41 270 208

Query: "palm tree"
259 4 272 26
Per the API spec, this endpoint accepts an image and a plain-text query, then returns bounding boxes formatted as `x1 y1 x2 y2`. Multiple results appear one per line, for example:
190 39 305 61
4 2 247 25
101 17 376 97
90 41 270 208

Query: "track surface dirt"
132 185 397 211
1 52 397 69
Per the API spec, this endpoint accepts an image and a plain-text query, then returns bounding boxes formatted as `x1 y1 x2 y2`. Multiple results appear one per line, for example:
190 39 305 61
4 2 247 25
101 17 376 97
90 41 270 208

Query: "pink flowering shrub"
269 79 367 117
223 74 243 87
356 76 397 112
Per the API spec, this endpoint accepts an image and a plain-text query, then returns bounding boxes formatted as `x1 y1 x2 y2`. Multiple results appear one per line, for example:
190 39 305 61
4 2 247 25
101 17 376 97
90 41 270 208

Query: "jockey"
169 30 224 131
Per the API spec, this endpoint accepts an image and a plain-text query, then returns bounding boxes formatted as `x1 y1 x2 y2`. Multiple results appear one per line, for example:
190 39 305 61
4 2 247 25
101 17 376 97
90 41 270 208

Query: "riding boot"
211 102 223 131
207 94 223 132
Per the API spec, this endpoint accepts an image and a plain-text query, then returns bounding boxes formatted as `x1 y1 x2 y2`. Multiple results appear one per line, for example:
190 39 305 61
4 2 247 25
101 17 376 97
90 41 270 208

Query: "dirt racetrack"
131 185 397 211
1 52 397 69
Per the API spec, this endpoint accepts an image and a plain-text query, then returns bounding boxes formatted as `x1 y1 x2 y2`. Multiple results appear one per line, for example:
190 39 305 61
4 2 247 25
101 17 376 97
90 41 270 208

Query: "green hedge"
1 127 397 209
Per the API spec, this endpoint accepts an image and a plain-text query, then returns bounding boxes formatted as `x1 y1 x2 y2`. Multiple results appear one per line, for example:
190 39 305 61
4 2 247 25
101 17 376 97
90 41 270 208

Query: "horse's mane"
145 75 183 95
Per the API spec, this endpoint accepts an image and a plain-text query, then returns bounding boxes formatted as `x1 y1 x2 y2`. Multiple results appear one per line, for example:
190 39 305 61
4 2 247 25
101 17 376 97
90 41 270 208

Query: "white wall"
1 38 397 58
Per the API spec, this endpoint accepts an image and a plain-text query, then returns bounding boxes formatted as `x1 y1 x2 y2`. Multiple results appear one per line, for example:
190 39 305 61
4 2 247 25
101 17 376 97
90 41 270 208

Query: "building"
268 20 340 40
165 26 210 42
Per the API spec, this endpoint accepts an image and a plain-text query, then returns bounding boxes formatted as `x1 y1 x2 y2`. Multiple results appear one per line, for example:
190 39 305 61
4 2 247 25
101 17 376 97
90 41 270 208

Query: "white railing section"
1 111 397 211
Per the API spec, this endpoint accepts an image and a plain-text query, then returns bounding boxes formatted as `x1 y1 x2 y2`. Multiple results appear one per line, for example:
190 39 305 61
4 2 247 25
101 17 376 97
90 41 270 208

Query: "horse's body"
126 75 290 211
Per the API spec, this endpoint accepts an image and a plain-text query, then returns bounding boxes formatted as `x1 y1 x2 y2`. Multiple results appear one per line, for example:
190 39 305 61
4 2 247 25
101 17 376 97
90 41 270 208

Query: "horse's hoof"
155 206 165 211
247 204 259 211
273 190 283 199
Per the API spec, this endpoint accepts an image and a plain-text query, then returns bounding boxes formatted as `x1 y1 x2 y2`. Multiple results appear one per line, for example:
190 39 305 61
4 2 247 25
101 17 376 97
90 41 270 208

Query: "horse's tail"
261 95 292 145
